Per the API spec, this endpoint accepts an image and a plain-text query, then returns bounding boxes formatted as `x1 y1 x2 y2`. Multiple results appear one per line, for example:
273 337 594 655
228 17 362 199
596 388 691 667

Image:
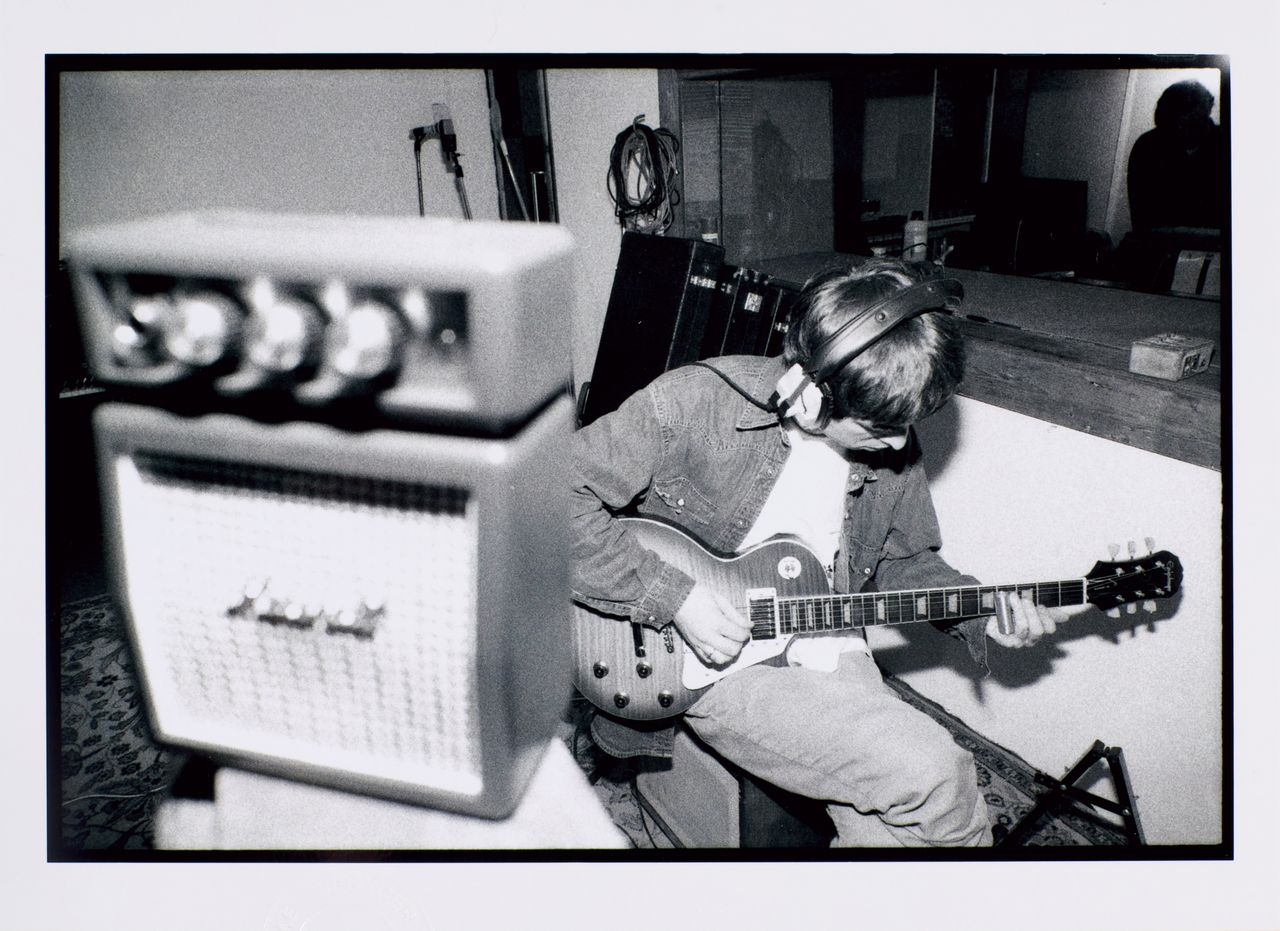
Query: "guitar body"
572 517 1183 721
571 518 829 720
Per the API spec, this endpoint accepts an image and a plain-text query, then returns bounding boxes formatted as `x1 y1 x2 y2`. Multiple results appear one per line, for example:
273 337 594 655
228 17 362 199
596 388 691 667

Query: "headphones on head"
769 277 964 430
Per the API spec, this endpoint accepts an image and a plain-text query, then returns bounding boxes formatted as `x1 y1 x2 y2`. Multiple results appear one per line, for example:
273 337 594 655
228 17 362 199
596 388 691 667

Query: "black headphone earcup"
817 381 834 424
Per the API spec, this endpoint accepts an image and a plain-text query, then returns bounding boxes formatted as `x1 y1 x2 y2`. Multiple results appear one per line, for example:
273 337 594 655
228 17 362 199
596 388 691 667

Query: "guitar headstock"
1085 544 1183 611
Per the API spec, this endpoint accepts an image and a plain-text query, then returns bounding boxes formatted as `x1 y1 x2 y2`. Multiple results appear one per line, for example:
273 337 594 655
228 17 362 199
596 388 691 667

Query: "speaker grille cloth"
113 451 484 795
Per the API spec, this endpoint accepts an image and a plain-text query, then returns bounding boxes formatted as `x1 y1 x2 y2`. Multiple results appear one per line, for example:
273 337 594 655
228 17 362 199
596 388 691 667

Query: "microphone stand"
409 121 472 220
446 151 472 221
410 126 429 218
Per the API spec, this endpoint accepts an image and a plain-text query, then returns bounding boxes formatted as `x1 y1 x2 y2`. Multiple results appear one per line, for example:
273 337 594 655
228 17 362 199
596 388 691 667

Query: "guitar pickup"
745 587 778 639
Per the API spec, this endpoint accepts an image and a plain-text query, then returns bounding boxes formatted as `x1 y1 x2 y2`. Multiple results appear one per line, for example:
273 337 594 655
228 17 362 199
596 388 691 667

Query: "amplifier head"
67 211 575 430
94 396 572 818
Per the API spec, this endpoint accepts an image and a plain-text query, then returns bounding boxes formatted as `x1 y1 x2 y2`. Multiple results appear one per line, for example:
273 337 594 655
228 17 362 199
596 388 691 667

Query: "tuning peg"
1107 607 1122 619
1126 603 1138 614
1145 537 1156 554
1128 540 1138 558
1108 543 1121 560
1142 600 1157 613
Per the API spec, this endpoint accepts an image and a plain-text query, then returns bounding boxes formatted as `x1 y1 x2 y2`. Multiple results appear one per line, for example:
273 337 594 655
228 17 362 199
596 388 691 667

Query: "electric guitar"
571 517 1183 721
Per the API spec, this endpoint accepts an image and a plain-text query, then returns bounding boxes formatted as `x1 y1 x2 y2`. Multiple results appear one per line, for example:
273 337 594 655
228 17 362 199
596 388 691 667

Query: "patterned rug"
882 677 1129 847
58 594 185 851
57 594 1126 852
562 689 1131 849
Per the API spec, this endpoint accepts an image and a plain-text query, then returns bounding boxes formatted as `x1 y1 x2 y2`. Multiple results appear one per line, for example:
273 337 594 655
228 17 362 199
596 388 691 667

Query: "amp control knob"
111 294 172 365
325 300 405 381
245 295 323 374
163 291 243 367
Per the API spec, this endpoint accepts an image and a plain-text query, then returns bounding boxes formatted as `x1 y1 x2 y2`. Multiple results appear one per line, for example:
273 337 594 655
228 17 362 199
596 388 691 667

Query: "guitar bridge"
745 587 778 640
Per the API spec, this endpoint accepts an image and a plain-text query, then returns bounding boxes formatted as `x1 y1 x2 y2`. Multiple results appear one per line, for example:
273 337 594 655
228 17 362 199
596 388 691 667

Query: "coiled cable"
607 115 681 233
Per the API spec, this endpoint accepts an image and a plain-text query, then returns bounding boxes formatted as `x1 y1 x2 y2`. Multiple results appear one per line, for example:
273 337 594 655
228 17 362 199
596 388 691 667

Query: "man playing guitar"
570 258 1069 847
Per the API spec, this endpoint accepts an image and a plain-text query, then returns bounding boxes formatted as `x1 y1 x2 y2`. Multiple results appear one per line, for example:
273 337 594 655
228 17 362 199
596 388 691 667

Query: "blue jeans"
683 651 992 847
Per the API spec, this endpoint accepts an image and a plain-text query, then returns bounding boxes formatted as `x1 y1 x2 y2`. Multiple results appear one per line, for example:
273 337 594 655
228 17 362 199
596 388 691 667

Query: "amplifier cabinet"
93 394 573 819
578 231 724 426
578 231 801 426
701 266 800 360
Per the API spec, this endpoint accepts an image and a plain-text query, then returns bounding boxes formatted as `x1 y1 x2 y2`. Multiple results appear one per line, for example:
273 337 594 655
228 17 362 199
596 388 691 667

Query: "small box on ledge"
1128 333 1215 381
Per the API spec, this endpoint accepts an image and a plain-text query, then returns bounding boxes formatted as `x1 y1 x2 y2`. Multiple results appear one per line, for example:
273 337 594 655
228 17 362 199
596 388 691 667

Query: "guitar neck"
763 580 1087 637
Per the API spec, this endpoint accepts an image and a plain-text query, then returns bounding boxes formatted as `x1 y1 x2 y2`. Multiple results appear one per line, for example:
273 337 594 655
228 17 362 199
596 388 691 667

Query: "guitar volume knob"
658 691 674 709
636 662 652 678
592 662 609 679
613 692 629 710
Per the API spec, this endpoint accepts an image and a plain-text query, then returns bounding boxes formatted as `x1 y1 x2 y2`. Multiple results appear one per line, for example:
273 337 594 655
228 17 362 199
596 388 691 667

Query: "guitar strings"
770 568 1156 602
721 567 1162 617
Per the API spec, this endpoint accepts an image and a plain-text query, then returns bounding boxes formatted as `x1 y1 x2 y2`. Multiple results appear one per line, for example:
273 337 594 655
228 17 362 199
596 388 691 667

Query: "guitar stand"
999 739 1145 847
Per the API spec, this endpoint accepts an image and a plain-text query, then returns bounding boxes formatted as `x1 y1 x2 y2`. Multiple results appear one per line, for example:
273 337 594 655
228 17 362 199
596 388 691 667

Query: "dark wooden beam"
956 318 1220 471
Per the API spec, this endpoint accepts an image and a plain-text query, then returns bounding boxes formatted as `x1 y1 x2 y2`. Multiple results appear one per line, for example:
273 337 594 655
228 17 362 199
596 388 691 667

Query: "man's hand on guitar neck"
984 592 1072 649
674 583 753 667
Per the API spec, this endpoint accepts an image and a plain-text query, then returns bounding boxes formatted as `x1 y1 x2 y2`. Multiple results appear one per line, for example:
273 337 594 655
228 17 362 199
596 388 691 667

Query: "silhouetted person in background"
1127 81 1223 233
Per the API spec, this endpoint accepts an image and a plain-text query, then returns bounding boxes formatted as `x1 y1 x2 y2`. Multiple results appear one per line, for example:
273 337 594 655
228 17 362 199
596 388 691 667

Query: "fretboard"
755 581 1086 638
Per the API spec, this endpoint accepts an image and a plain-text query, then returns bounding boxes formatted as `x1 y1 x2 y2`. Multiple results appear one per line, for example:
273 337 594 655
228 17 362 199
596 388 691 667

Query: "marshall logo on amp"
69 211 576 818
226 577 386 638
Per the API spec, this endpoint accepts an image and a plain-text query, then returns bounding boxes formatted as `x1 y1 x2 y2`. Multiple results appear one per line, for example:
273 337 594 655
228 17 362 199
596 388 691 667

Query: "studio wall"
890 397 1223 845
543 68 661 389
58 69 501 253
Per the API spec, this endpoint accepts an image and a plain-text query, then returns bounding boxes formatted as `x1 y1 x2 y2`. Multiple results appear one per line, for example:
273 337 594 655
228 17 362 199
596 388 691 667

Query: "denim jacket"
571 355 987 757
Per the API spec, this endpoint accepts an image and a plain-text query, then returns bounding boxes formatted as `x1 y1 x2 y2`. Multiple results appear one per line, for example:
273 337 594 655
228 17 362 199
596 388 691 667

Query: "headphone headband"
805 277 963 383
